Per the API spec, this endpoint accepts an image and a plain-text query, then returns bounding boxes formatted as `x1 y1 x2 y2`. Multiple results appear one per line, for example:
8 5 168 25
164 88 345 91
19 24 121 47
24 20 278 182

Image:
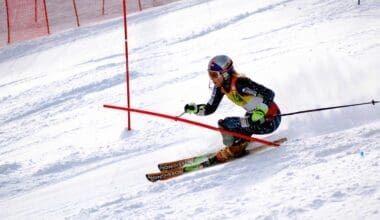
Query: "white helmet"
208 55 234 76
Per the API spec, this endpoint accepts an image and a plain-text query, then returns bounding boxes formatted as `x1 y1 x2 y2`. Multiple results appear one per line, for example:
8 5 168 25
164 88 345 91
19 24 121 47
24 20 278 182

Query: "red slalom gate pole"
102 0 105 15
72 0 80 27
5 0 10 44
122 0 131 130
103 104 280 146
35 0 38 22
138 0 142 11
43 0 50 34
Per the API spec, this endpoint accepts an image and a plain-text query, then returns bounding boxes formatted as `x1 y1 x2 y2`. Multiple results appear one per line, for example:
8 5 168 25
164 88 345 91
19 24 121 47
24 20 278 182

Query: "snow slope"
0 0 379 219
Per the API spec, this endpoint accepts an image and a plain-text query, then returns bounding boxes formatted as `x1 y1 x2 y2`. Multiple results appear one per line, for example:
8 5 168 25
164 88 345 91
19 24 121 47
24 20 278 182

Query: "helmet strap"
222 72 230 80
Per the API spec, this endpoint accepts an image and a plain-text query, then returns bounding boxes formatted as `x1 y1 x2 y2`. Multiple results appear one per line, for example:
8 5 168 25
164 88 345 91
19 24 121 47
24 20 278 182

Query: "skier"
184 55 281 163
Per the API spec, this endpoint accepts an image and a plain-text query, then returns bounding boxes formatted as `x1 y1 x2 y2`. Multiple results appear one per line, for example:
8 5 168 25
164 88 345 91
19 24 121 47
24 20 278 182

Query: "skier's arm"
184 87 224 116
199 87 224 115
237 77 275 123
237 77 275 106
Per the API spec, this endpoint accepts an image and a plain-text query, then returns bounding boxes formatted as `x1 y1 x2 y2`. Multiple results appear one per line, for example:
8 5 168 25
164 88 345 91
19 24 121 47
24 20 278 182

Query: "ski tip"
158 163 181 171
146 174 159 182
157 164 167 171
272 137 287 146
277 137 288 143
266 137 287 147
157 159 188 171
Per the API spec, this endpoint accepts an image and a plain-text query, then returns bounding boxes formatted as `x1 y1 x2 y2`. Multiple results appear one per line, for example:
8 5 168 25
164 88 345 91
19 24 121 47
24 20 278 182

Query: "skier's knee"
218 119 225 128
222 134 234 146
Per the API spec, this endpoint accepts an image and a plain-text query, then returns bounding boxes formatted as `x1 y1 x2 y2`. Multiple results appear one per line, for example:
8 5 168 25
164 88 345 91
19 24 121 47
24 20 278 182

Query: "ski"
146 137 287 182
157 152 214 171
158 137 287 171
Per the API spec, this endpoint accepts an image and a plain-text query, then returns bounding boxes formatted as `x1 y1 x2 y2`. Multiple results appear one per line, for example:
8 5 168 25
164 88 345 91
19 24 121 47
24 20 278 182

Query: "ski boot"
210 141 249 163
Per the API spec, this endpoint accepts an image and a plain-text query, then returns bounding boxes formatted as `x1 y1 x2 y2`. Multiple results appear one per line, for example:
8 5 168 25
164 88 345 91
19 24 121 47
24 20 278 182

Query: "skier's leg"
215 117 252 162
248 113 282 134
213 113 282 163
218 117 251 145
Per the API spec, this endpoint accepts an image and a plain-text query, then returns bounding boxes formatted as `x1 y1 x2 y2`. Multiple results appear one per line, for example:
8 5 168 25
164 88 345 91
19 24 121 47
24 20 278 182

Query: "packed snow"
0 0 379 219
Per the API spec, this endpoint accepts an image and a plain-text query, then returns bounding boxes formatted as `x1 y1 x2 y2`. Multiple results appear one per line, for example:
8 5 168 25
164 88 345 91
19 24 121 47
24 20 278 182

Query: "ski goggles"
208 70 223 79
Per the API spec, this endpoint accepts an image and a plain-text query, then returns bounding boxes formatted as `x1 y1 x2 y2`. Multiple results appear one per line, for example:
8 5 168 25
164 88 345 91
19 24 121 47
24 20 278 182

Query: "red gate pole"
72 0 80 27
35 0 38 22
42 0 50 34
103 105 280 146
138 0 142 11
102 0 105 15
5 0 10 44
123 0 132 130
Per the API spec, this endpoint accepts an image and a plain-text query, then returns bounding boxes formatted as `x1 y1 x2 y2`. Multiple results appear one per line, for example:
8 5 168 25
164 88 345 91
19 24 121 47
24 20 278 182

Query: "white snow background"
0 0 380 219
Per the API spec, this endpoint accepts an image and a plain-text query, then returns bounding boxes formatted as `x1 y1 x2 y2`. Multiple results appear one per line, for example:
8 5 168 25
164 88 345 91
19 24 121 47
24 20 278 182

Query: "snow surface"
0 0 380 219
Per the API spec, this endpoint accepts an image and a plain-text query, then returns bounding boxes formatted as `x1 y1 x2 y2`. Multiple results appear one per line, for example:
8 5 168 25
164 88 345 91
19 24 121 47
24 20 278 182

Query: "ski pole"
175 112 186 121
177 112 186 118
273 99 379 117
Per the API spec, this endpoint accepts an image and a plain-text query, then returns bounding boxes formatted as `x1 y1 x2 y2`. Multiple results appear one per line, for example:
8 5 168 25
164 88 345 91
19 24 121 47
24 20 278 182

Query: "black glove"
184 103 198 114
